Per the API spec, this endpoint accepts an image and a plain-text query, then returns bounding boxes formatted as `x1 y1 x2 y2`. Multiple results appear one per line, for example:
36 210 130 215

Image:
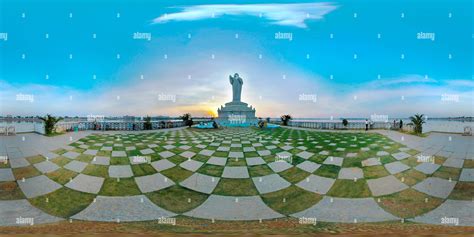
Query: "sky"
0 0 472 118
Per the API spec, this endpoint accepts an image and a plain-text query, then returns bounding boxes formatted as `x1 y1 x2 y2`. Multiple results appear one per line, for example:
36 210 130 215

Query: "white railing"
287 120 392 130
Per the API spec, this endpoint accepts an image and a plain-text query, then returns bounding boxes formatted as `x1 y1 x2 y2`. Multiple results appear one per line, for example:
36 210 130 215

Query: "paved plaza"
0 127 473 226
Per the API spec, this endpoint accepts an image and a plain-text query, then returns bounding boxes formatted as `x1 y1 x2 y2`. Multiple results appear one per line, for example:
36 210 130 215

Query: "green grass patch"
146 186 209 213
248 165 274 177
261 185 323 215
110 157 130 165
214 178 259 196
99 178 141 196
226 158 246 166
25 155 46 164
279 167 310 183
168 155 188 165
161 166 193 183
131 163 157 177
313 165 340 179
197 164 224 177
363 166 390 179
49 156 70 167
76 154 94 163
463 160 474 168
46 168 78 185
448 182 474 200
12 166 41 179
29 187 95 218
394 169 426 186
0 181 25 200
432 167 461 181
82 164 109 178
378 189 443 218
327 179 371 198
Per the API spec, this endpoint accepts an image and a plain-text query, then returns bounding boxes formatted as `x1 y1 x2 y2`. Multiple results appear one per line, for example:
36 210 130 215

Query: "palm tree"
38 114 63 135
280 114 292 126
410 114 425 134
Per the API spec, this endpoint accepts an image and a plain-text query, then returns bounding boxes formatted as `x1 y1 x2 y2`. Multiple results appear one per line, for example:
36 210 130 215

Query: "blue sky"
0 0 472 118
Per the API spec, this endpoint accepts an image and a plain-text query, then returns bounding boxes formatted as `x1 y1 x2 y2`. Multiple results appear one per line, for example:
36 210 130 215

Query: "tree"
342 119 348 127
38 114 63 135
280 114 292 126
410 114 425 134
143 116 152 130
180 113 193 128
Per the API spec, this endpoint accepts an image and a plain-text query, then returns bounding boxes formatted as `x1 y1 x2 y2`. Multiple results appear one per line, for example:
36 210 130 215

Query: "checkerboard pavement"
1 127 472 225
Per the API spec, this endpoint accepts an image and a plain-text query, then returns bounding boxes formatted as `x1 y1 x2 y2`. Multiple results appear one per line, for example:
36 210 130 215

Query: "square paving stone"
228 152 244 158
413 177 456 198
296 151 314 160
0 168 15 181
392 152 410 160
140 148 154 155
92 156 110 165
108 165 133 178
281 145 294 151
376 151 389 156
268 161 292 173
346 153 358 158
257 150 271 156
252 174 291 194
296 174 335 194
63 151 80 159
323 156 343 166
180 173 220 194
111 151 127 157
367 175 408 196
243 147 256 152
362 158 381 167
151 159 176 172
33 161 60 173
199 149 215 156
217 146 230 152
9 158 30 168
66 173 104 194
180 160 204 172
443 158 464 168
64 160 88 173
207 157 227 166
135 173 174 193
222 166 249 178
125 146 136 151
459 168 474 182
384 161 410 175
163 145 176 150
18 175 62 198
180 145 191 150
158 151 175 159
246 157 265 166
296 161 321 173
338 167 364 179
180 151 196 159
84 149 98 156
101 146 113 151
415 163 441 175
361 147 370 151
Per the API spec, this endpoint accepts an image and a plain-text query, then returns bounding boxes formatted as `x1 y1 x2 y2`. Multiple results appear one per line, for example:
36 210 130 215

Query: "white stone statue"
229 73 243 102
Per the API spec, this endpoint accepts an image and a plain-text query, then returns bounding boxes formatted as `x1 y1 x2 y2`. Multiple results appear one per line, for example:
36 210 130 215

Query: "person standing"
399 119 403 130
365 119 369 131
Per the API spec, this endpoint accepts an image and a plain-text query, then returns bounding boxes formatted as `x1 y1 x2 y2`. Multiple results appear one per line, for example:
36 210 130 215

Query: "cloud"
152 3 338 28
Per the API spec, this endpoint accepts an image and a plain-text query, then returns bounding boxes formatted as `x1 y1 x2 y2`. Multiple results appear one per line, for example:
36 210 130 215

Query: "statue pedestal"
217 101 257 126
